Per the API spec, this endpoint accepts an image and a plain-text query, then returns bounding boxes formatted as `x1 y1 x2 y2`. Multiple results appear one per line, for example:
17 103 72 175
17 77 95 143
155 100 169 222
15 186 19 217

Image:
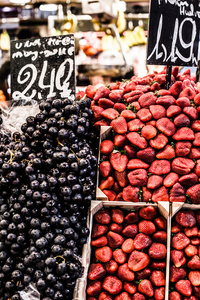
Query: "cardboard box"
74 200 170 300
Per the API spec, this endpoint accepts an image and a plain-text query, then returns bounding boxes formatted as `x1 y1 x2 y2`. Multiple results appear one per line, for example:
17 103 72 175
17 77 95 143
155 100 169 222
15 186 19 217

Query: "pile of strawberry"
86 205 167 300
170 209 200 299
83 66 200 203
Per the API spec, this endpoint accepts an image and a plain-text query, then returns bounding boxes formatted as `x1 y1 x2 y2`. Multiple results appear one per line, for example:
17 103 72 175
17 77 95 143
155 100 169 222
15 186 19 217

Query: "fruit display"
0 98 98 299
170 208 200 299
82 66 200 203
86 204 168 300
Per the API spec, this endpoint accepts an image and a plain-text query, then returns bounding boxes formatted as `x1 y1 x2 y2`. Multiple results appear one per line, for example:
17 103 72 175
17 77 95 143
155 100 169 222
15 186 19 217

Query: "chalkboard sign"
147 0 200 67
11 34 75 101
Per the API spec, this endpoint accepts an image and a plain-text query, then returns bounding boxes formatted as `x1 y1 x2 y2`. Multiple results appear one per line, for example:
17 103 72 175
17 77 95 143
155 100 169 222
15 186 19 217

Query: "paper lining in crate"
74 200 170 300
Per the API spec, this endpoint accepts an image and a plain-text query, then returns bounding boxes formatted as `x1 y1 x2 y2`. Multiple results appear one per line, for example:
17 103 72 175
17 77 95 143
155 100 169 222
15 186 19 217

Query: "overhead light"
39 4 58 12
9 0 30 4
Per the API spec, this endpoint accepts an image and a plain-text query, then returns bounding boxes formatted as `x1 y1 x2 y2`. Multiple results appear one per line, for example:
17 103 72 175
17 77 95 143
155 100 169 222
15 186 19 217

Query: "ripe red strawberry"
136 268 151 280
120 110 136 121
155 287 165 300
88 263 106 280
179 173 198 187
169 291 181 300
150 270 165 286
123 81 137 93
111 209 124 224
125 212 139 224
95 209 111 225
109 223 123 233
149 133 168 149
126 92 144 104
92 224 108 238
147 175 163 189
192 120 200 131
117 263 135 281
94 120 109 129
103 190 116 201
154 216 167 230
109 89 124 102
166 105 182 118
132 293 146 300
99 176 114 190
122 185 140 202
94 86 110 101
92 105 104 121
138 279 154 297
137 147 155 163
186 184 200 204
102 276 122 295
127 169 147 186
107 231 124 248
164 172 179 187
122 238 135 253
127 159 149 170
100 161 112 178
101 108 119 120
124 282 137 294
114 171 127 188
133 233 152 250
150 81 161 91
151 261 166 270
189 147 200 159
128 119 145 132
141 125 157 140
179 86 196 99
105 260 118 275
114 292 131 300
149 104 166 119
153 231 167 243
191 237 200 245
126 132 147 149
183 106 198 120
148 243 167 259
156 117 176 136
193 132 200 146
174 113 191 127
170 183 186 202
138 92 157 107
137 108 152 122
86 85 97 99
87 280 102 296
184 226 198 237
100 140 114 155
124 145 136 159
156 95 176 107
114 134 126 148
99 98 114 109
169 81 183 97
139 206 157 220
113 249 127 264
187 255 200 269
110 152 128 172
171 232 190 250
99 292 112 300
142 187 152 202
95 246 113 262
156 145 175 160
184 244 198 257
91 236 108 248
170 265 187 283
171 250 186 267
176 97 191 107
173 127 195 141
128 250 150 271
149 160 171 175
175 280 192 297
110 116 128 134
172 158 195 175
171 222 182 234
175 141 192 156
189 271 200 286
122 224 138 237
138 220 156 235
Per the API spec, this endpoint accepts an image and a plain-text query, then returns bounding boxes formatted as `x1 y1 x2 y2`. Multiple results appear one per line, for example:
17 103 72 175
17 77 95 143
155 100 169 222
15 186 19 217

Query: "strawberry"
95 246 112 263
114 134 126 148
128 250 150 271
94 86 110 101
175 280 192 296
114 170 127 187
122 185 140 202
169 81 183 97
169 291 181 300
110 152 128 172
128 119 145 132
139 220 156 235
156 117 176 136
100 140 114 154
189 147 200 159
141 125 157 140
138 75 153 85
174 113 191 127
122 238 135 253
114 292 131 300
105 260 118 275
111 209 124 224
124 145 136 159
193 132 200 146
154 217 167 231
183 106 198 120
123 90 141 100
191 120 200 131
153 231 167 244
179 173 198 187
149 104 166 119
156 145 175 159
186 184 200 203
136 268 151 279
170 183 186 202
149 133 168 149
109 223 123 234
132 293 146 300
187 255 200 269
197 211 200 225
107 231 124 248
99 177 114 190
100 161 112 178
125 212 139 224
163 172 179 187
139 206 157 220
138 92 157 107
113 103 127 113
184 226 198 237
176 97 191 107
137 108 152 122
95 209 111 225
150 261 166 270
122 224 138 238
155 287 165 300
109 89 124 102
133 233 152 250
113 249 127 264
191 237 200 245
179 86 196 99
92 224 108 238
124 282 137 294
124 81 137 93
127 169 147 186
171 232 190 250
166 105 182 118
138 279 154 297
99 292 112 300
173 127 195 140
149 160 171 175
147 175 163 189
150 81 161 91
189 271 200 286
148 243 167 259
101 108 119 120
184 244 198 257
88 263 106 280
194 93 200 105
171 250 186 267
87 280 101 296
102 276 122 295
172 158 195 175
113 182 121 194
153 74 167 85
103 190 116 201
94 120 109 129
126 92 144 104
146 120 156 126
86 85 97 99
129 101 141 111
120 110 136 121
92 105 104 121
142 187 152 202
150 270 165 286
175 141 192 156
110 117 128 134
170 265 187 283
127 159 149 170
91 236 108 248
117 263 135 281
99 98 114 109
156 95 176 107
137 147 156 163
126 132 147 149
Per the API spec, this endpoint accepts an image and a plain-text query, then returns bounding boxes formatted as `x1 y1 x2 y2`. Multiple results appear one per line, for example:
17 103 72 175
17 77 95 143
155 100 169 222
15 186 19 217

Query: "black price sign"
147 0 200 66
11 34 75 101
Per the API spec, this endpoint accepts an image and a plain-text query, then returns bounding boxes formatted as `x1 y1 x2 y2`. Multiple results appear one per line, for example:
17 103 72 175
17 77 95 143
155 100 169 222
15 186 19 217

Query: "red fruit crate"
73 201 170 300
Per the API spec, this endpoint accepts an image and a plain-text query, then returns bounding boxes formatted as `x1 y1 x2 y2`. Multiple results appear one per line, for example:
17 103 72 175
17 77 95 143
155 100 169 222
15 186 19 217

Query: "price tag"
11 34 75 101
147 0 200 67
